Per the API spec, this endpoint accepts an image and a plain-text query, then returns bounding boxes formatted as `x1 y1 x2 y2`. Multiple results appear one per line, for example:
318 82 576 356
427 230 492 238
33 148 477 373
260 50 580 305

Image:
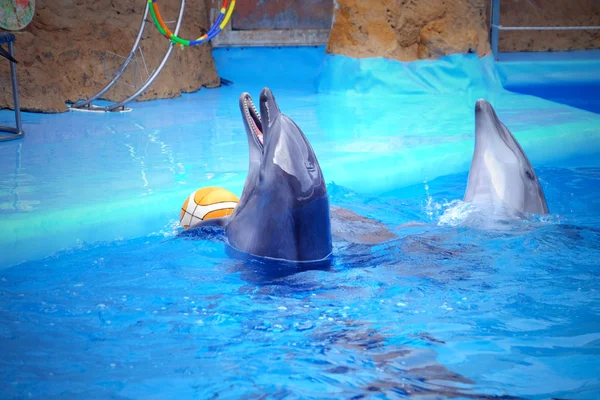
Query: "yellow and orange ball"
179 187 239 229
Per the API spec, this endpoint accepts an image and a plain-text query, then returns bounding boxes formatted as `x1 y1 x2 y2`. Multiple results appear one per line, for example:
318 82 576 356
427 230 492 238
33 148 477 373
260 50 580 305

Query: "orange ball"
179 187 239 229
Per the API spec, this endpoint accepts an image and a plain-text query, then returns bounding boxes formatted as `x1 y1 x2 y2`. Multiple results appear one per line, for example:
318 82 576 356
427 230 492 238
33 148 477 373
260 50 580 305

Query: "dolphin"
189 87 333 263
463 99 549 215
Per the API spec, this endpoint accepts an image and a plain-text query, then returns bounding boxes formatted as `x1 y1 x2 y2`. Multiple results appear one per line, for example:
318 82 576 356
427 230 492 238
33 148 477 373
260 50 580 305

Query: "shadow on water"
225 250 334 286
309 323 525 399
178 225 333 285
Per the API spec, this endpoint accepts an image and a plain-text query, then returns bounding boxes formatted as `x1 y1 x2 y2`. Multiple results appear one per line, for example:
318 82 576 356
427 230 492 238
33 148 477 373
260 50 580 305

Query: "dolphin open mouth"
242 94 264 147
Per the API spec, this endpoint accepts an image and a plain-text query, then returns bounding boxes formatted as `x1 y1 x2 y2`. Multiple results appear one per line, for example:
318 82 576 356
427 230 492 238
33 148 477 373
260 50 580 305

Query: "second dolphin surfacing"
464 99 549 215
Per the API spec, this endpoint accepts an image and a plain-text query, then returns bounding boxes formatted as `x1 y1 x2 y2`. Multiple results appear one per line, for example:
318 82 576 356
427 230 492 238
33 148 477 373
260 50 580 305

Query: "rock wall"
326 0 491 62
0 0 220 113
499 0 600 52
326 0 600 61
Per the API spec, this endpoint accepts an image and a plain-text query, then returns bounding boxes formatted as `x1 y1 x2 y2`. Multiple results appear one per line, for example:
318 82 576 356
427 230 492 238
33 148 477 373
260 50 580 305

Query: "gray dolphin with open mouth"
464 99 549 215
189 87 333 263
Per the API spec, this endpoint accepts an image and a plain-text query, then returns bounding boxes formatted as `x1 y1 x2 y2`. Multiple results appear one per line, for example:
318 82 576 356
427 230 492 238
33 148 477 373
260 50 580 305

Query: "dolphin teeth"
243 98 261 122
243 97 263 142
251 101 261 121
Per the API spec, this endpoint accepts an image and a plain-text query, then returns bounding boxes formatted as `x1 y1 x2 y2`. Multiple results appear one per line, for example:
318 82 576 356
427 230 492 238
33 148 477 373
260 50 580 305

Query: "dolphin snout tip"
259 87 280 119
260 87 274 101
475 98 491 112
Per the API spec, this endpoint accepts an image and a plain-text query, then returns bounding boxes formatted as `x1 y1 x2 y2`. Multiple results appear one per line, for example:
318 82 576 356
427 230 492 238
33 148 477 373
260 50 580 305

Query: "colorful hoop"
148 0 235 47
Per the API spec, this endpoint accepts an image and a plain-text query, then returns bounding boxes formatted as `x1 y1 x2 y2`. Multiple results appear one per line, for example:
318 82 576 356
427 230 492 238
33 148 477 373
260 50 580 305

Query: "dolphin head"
229 87 331 262
464 99 549 215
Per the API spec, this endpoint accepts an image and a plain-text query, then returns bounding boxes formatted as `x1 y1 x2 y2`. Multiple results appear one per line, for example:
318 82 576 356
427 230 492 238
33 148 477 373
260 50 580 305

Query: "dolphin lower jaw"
242 94 264 147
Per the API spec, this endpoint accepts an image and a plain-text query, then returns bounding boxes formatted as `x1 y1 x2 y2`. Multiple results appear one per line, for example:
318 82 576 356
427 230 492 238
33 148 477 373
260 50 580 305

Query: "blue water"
1 47 600 399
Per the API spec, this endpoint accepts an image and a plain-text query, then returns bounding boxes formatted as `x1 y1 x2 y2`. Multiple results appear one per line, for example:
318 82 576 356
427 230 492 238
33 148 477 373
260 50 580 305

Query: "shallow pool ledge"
316 50 600 115
495 52 600 114
317 53 503 95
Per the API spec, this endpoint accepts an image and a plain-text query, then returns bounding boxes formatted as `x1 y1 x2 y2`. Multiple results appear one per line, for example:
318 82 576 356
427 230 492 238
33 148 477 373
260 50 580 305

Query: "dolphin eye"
305 159 315 170
525 170 534 180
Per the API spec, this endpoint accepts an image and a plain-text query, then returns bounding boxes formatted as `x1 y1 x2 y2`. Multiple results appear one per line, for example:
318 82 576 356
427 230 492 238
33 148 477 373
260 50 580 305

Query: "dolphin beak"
474 98 501 142
475 98 493 115
239 92 264 148
259 87 281 132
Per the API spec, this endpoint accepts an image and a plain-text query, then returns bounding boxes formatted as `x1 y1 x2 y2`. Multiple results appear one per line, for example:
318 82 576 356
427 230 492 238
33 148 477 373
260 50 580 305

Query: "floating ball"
179 187 239 229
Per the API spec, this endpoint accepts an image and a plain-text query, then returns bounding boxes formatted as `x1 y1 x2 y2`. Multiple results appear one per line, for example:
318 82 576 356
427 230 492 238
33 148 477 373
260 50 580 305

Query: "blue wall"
214 46 600 114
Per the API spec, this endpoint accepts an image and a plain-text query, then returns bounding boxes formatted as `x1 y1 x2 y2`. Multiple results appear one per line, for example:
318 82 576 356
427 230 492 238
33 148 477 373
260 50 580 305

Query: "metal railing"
70 1 150 111
490 0 600 60
70 0 186 113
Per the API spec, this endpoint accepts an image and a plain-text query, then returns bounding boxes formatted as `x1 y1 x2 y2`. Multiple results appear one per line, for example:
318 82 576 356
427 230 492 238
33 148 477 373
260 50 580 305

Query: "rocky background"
498 0 600 52
1 0 599 113
326 0 600 61
0 0 219 112
326 0 491 62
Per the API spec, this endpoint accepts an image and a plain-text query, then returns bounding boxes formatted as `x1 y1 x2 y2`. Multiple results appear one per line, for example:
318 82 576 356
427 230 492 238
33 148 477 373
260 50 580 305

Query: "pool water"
1 168 599 399
1 47 599 398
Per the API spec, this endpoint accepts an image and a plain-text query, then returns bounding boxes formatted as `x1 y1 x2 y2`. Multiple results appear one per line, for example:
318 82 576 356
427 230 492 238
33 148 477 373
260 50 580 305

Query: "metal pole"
9 41 22 135
106 0 186 112
0 40 24 142
71 1 150 109
494 25 600 31
491 0 500 61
